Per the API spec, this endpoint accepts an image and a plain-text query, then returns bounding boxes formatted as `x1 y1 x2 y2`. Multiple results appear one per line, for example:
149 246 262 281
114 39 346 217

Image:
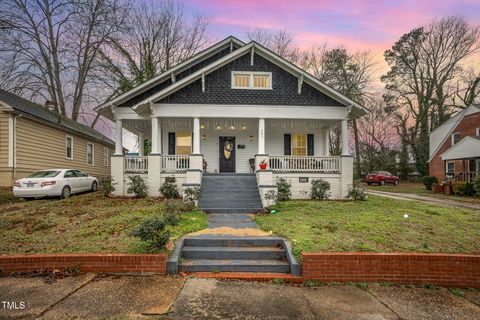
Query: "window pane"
87 144 93 164
176 132 191 155
452 133 460 144
292 133 307 156
234 74 250 88
253 75 270 88
104 148 109 166
66 137 72 158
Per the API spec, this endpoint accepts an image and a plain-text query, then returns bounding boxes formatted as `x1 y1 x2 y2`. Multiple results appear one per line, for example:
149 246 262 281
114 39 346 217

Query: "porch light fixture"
200 123 205 129
242 126 247 130
216 126 221 130
230 126 235 130
249 135 254 141
202 134 206 140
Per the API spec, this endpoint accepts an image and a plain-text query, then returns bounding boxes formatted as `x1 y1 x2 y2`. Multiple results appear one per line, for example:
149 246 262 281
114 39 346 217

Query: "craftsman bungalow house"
94 37 367 205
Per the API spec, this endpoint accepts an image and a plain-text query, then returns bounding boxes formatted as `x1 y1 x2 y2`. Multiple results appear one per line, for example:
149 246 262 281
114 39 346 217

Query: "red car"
366 171 399 186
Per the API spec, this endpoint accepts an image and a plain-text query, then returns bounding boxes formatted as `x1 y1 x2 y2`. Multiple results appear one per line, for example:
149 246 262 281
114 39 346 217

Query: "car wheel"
61 186 71 199
394 180 399 185
367 182 372 185
23 197 34 201
380 180 385 186
91 181 98 192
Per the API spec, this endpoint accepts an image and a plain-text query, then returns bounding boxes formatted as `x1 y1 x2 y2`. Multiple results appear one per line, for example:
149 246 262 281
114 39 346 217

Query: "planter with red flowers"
259 159 268 170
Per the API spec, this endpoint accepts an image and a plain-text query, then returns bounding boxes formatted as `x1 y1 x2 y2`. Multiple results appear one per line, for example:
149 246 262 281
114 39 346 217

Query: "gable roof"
94 36 245 114
0 89 114 146
429 104 480 161
131 41 368 116
440 136 480 160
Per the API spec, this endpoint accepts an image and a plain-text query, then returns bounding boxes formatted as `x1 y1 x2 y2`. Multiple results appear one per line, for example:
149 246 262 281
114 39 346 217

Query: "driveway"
367 189 480 211
1 275 480 319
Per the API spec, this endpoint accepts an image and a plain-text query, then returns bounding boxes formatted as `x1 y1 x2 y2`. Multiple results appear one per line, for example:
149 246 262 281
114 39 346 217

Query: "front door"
219 136 236 172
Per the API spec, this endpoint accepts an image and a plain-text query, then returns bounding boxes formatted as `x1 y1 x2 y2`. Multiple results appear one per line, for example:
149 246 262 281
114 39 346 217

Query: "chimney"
44 100 57 112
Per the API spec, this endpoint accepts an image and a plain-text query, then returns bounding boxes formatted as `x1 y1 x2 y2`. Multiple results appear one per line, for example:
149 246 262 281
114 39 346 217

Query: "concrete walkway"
2 275 480 319
367 189 480 211
207 213 257 229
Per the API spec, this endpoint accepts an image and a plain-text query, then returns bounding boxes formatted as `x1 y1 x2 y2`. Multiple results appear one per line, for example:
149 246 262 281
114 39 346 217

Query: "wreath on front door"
224 141 234 159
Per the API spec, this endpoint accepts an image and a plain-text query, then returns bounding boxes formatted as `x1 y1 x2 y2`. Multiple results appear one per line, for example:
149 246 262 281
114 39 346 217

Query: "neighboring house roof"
0 89 114 147
440 136 480 160
95 36 368 120
429 104 480 161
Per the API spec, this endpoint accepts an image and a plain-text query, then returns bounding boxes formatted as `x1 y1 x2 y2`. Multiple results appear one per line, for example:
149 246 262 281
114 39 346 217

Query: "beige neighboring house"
0 89 115 186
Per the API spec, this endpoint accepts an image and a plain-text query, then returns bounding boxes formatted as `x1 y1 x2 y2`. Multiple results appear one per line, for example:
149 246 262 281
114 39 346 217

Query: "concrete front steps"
199 174 263 213
170 236 300 275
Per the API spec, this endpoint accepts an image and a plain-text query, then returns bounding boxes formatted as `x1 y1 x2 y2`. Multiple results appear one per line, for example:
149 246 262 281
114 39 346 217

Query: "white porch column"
193 117 200 154
138 133 144 156
323 129 330 156
258 118 265 154
115 119 123 155
341 119 349 156
151 117 161 154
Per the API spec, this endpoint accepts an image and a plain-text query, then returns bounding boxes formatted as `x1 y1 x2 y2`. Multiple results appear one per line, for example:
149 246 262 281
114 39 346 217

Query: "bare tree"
382 16 480 175
247 28 301 63
0 0 128 124
98 0 209 96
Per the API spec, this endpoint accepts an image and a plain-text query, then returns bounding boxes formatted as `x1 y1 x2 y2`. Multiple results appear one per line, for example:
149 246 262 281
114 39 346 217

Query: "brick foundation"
0 253 167 274
302 252 480 288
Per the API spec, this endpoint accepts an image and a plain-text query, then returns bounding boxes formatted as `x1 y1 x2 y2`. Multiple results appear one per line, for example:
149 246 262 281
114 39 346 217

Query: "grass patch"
255 195 480 260
0 192 207 254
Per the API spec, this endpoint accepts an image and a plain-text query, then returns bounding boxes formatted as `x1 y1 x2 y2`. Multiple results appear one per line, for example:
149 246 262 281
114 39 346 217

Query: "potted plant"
259 159 268 170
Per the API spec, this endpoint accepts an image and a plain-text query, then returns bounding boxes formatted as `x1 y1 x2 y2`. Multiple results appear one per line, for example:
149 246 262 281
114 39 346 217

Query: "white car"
13 169 98 200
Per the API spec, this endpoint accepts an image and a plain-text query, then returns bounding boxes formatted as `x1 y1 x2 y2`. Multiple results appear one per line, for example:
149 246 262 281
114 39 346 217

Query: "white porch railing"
124 156 148 173
269 156 341 173
161 155 190 172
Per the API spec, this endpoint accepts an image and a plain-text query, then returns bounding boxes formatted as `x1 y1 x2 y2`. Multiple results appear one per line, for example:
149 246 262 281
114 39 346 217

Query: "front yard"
256 195 480 259
0 191 207 254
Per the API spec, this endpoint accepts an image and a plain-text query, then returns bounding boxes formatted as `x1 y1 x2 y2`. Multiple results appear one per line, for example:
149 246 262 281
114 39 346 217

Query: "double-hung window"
87 143 94 165
176 132 192 155
451 132 460 145
446 162 455 176
103 147 109 166
66 136 73 160
292 133 307 156
232 72 272 89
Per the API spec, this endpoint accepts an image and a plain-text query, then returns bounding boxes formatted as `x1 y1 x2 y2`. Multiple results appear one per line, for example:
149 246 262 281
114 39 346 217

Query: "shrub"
183 187 201 210
99 176 116 197
311 179 330 200
347 183 368 201
264 189 278 209
452 181 476 197
127 175 148 198
130 216 171 248
160 177 179 198
474 175 480 195
276 178 291 201
163 199 181 226
422 176 438 190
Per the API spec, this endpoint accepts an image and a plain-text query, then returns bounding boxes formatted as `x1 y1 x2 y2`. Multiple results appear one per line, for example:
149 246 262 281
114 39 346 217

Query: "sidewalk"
367 189 480 211
2 275 479 319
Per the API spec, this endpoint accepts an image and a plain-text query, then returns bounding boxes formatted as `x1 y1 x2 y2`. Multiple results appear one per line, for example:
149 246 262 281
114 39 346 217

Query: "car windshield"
26 170 61 178
371 171 381 175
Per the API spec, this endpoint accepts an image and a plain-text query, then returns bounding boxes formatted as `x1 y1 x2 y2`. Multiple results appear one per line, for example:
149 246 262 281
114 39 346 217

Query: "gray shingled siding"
123 45 238 107
158 52 344 106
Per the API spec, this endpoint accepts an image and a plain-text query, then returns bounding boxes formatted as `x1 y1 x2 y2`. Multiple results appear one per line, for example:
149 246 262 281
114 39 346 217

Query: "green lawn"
0 192 207 254
256 195 480 260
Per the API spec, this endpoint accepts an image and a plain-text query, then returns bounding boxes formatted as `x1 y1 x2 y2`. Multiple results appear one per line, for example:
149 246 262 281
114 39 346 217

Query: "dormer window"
231 72 272 90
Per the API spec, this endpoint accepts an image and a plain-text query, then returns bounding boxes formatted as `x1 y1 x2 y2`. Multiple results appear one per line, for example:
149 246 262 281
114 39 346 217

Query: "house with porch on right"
429 104 480 183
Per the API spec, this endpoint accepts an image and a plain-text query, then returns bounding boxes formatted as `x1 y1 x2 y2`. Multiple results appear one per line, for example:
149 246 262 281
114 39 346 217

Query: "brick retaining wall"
0 253 167 274
302 252 480 288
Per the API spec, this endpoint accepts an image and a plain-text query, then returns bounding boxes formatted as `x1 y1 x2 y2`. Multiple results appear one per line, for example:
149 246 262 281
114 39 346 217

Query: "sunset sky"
187 0 480 52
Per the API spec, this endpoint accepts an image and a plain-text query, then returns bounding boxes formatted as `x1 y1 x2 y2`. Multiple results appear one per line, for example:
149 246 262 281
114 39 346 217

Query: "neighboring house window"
103 147 109 166
231 72 272 89
446 162 455 175
451 132 460 145
176 132 192 155
87 143 94 165
292 133 307 156
476 128 480 137
66 136 73 160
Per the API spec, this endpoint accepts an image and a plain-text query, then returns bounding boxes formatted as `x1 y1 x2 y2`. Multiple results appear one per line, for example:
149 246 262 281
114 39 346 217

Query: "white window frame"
66 135 73 160
446 161 455 174
451 132 460 146
476 127 480 137
103 147 109 166
231 71 272 90
87 143 94 165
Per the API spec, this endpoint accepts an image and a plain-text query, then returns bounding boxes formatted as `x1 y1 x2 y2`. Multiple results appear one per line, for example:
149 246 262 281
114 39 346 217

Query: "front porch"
111 114 353 203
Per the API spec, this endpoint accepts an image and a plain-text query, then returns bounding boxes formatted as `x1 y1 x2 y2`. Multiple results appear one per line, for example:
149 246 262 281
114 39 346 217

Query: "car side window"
64 170 76 178
74 170 87 177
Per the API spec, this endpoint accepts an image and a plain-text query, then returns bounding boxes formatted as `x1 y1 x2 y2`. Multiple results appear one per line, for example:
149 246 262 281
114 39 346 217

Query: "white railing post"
161 155 190 172
268 156 341 173
124 156 149 173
